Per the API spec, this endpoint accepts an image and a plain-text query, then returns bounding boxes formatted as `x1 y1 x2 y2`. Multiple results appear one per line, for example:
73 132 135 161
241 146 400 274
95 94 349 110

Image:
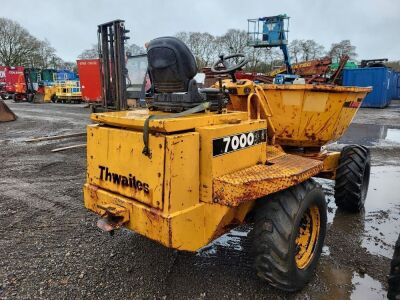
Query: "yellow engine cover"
87 125 167 209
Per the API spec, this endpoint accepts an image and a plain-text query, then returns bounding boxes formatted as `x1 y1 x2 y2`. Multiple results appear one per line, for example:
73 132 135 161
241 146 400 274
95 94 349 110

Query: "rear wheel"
334 145 370 212
251 179 327 291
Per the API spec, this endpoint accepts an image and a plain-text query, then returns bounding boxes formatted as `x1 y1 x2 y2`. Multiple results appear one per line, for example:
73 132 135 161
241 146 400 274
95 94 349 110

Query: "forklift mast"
97 20 130 111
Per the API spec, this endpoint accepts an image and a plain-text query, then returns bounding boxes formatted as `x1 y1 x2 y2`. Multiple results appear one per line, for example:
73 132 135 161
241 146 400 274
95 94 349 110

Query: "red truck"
0 66 25 99
77 59 102 103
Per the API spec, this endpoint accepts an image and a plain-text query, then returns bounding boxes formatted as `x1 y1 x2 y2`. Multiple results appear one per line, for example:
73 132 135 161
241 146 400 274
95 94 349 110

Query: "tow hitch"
96 204 129 235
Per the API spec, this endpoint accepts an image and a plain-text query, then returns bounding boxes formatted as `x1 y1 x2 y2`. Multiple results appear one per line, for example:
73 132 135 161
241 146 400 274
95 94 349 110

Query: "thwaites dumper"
84 36 371 291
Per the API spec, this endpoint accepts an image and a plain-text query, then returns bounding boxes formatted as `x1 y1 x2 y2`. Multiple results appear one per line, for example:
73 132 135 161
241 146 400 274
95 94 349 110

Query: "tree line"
0 18 74 69
79 30 361 74
175 31 361 73
2 17 400 73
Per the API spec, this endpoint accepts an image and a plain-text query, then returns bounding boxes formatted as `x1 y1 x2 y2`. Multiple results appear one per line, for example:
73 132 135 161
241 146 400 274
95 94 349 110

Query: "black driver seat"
147 37 225 112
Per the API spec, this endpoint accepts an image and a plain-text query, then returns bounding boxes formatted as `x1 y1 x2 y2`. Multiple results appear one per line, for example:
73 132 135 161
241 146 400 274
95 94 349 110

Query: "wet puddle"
362 165 400 258
339 123 400 146
351 273 386 300
195 165 398 297
312 266 387 300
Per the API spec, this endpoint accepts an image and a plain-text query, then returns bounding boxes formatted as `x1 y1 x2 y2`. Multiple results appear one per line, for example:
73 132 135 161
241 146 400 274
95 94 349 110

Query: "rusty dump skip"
0 100 17 122
259 84 372 147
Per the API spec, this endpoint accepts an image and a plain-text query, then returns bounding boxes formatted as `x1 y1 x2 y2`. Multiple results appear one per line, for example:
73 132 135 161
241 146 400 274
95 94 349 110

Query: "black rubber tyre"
388 234 400 300
251 179 327 292
334 145 371 212
27 93 34 103
51 94 57 103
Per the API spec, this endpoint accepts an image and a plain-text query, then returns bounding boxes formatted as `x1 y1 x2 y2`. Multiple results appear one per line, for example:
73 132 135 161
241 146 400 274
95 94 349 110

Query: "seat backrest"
147 37 197 93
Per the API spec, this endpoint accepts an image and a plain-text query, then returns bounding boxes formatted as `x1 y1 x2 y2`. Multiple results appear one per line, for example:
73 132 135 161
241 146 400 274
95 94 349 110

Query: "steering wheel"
211 53 249 74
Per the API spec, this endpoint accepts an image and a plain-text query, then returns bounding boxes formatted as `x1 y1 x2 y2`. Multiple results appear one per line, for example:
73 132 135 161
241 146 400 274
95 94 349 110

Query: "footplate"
213 153 323 206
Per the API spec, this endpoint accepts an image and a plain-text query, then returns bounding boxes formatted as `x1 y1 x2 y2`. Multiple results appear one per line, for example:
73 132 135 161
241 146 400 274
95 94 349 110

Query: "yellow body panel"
91 110 248 133
44 86 56 102
164 133 200 213
196 120 267 203
83 183 253 251
84 80 370 252
87 125 165 209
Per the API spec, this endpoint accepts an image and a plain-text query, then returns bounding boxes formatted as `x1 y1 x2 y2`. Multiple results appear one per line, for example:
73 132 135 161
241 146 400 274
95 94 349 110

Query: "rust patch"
143 207 162 222
213 153 323 206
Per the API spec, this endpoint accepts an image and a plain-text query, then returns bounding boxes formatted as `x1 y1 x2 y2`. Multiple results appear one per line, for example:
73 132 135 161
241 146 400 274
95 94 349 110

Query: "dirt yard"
1 101 399 299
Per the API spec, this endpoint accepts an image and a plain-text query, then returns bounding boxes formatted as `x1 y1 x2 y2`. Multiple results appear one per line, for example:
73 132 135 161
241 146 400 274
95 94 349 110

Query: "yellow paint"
83 79 370 251
87 125 165 209
91 110 248 133
295 205 320 269
53 80 82 100
196 120 267 203
164 132 200 213
44 86 56 102
83 183 253 251
220 80 370 147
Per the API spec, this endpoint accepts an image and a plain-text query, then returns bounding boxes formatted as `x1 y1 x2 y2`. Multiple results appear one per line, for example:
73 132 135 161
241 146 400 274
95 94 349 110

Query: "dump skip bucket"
0 100 17 122
260 84 371 147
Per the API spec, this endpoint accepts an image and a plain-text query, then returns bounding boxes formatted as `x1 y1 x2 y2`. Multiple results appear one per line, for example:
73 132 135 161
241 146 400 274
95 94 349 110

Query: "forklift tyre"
51 94 57 103
0 94 6 100
334 145 370 213
251 179 327 292
388 233 400 300
27 94 34 103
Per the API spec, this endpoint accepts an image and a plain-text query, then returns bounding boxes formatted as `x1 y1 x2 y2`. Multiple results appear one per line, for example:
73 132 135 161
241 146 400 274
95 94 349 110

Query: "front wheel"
251 179 327 291
334 145 370 212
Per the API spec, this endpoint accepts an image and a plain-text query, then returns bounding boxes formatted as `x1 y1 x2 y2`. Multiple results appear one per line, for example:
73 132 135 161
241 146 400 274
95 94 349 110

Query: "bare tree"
78 44 98 59
289 40 301 63
328 40 357 61
289 39 325 63
300 40 325 61
176 32 218 69
30 39 59 68
219 29 248 56
126 43 146 56
0 18 42 66
0 18 65 68
386 61 400 71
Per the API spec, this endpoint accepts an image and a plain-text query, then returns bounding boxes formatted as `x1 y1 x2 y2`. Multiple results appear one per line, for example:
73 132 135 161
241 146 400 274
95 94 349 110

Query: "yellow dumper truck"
83 36 371 291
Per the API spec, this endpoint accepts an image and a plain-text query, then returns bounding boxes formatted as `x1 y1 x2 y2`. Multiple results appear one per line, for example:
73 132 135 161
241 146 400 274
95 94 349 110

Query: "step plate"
213 153 323 206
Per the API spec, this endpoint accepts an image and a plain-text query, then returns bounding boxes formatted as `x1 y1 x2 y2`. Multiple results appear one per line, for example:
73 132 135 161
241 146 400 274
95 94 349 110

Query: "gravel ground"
0 100 399 300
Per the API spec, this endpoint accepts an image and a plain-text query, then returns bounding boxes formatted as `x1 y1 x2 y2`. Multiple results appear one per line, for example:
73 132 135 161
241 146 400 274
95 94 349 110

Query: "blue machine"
248 14 295 82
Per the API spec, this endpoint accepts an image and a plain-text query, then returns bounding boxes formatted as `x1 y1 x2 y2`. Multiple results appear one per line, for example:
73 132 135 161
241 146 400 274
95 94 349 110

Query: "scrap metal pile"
202 55 350 87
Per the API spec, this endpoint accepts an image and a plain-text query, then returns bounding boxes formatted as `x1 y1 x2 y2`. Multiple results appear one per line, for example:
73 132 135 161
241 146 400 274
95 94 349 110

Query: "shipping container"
343 67 393 108
392 71 400 100
76 59 102 102
54 69 77 81
24 68 40 83
0 66 5 84
3 66 25 94
41 69 57 84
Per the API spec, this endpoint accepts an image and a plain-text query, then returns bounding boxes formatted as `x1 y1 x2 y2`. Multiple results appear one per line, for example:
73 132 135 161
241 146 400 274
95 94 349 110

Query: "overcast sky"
2 0 399 62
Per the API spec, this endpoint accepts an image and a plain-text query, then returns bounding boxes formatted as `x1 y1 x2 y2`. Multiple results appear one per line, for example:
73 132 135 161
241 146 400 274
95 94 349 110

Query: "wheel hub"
295 205 320 269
